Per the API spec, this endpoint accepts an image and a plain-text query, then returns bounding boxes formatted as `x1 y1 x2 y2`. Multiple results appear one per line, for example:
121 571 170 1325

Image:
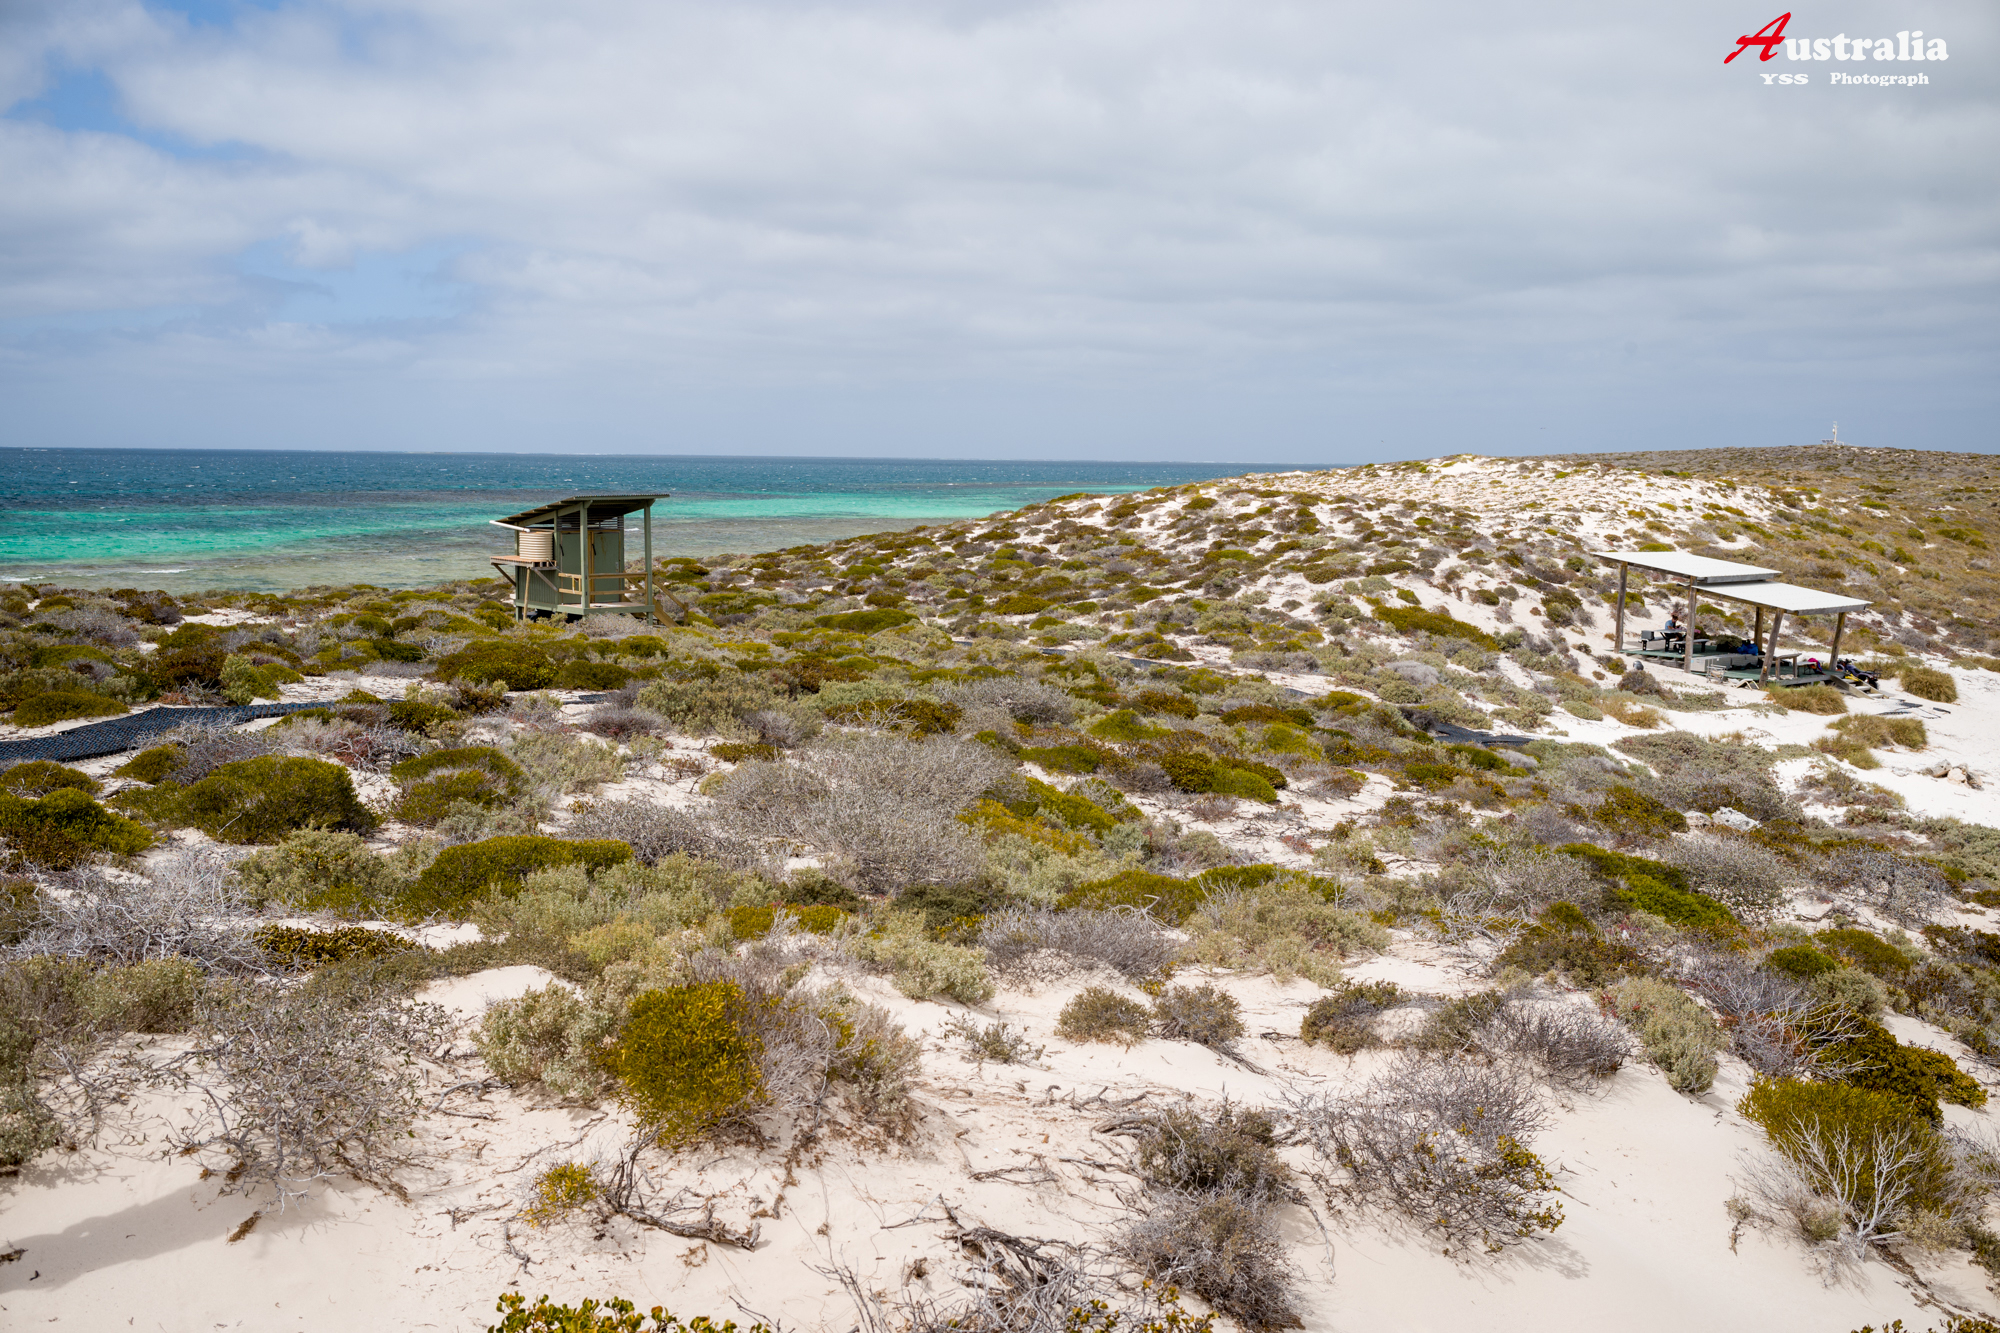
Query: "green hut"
489 494 671 623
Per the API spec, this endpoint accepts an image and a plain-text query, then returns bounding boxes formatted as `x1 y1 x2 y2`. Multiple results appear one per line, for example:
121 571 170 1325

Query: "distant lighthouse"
1821 422 1843 446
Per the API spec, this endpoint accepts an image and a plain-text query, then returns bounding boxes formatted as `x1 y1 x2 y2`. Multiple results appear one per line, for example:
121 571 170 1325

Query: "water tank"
517 530 553 561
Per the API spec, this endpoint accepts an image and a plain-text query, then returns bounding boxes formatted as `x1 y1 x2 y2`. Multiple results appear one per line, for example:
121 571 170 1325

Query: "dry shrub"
976 907 1177 984
1056 985 1150 1046
167 985 451 1204
13 846 260 972
1117 1191 1301 1331
1299 980 1404 1053
1152 983 1245 1049
1183 884 1386 986
1131 1102 1292 1201
1657 834 1793 922
567 798 717 865
1767 685 1847 715
1292 1053 1561 1255
1821 848 1952 926
510 731 624 794
710 733 1011 891
1481 1001 1630 1092
477 983 617 1101
945 1015 1044 1065
580 707 664 741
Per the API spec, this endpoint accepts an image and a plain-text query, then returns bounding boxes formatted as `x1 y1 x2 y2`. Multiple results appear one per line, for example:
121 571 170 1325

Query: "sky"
1 0 1995 463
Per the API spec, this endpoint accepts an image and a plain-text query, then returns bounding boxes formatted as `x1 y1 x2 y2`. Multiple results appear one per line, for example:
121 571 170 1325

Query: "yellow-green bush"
85 958 204 1032
234 828 407 916
1606 976 1722 1093
1183 883 1386 986
390 746 527 823
0 761 99 797
220 654 303 703
12 691 128 727
1056 986 1151 1046
0 788 155 867
488 1292 773 1333
255 924 414 969
522 1160 602 1227
606 981 765 1142
401 835 632 919
434 640 557 690
165 755 377 845
1740 1076 1957 1220
114 745 184 783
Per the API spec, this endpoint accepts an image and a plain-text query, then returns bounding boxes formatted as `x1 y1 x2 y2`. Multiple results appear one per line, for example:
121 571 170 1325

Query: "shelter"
1595 549 1871 685
489 495 672 623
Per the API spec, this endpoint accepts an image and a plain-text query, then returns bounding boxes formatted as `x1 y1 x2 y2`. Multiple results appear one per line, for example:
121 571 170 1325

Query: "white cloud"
0 0 1996 457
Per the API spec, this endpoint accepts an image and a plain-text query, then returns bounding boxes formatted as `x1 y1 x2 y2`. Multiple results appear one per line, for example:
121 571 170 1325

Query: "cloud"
0 0 1996 458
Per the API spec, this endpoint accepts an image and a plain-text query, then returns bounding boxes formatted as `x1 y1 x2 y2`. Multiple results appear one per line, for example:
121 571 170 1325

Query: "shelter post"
1614 561 1628 651
1761 610 1784 683
643 502 655 626
1828 610 1846 670
1684 584 1697 675
1754 607 1763 644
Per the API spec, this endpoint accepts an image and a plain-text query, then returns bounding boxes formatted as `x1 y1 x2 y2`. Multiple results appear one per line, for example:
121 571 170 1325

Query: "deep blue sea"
0 449 1282 594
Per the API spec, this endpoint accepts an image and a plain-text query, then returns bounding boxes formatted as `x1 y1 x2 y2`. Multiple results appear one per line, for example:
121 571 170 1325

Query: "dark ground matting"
0 702 335 766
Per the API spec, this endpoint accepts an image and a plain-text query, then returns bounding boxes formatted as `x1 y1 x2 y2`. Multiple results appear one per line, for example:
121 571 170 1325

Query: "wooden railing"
553 572 689 623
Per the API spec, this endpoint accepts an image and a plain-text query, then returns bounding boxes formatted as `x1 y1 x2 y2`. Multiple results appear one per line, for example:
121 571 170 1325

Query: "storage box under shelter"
489 494 672 623
1595 549 1872 686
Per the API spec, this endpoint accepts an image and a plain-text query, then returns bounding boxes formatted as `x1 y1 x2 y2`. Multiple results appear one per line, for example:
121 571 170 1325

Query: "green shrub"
1056 986 1151 1046
1765 944 1840 981
0 788 155 866
1300 980 1403 1052
634 672 782 736
522 1160 603 1228
1810 1014 1986 1120
1089 709 1165 743
1559 844 1737 933
12 691 128 727
1900 666 1958 703
555 660 634 691
114 746 183 783
1373 605 1499 647
1765 683 1847 715
1018 744 1102 774
710 741 778 763
1739 1076 1956 1218
791 904 850 935
402 836 632 919
1 761 99 797
434 640 557 690
1158 749 1281 802
390 746 527 823
173 756 377 844
1817 926 1915 979
851 920 996 1004
488 1293 773 1333
1410 990 1509 1054
255 924 414 969
1153 983 1245 1048
1184 882 1386 986
234 828 406 917
1494 904 1649 986
509 731 624 793
220 653 303 703
607 981 764 1142
85 958 203 1032
1606 976 1722 1093
385 700 460 734
1059 868 1205 925
477 983 618 1101
1592 784 1688 838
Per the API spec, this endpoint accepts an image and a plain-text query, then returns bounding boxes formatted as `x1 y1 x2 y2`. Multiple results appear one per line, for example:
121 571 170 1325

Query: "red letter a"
1725 13 1790 63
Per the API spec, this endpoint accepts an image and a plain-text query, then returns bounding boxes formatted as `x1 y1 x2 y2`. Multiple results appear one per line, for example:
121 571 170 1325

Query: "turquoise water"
0 449 1274 594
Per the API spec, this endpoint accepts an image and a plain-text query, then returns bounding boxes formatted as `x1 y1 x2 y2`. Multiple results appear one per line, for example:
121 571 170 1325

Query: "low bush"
385 700 459 734
1 761 99 797
488 1293 773 1333
434 641 557 690
1134 1102 1293 1201
255 924 414 969
86 958 205 1032
1494 903 1649 987
1900 666 1958 703
634 672 783 737
977 907 1178 983
1606 976 1723 1094
566 798 715 865
1373 604 1498 647
554 660 633 691
1739 1077 1959 1242
522 1160 603 1228
1767 684 1848 715
220 653 303 704
1058 868 1206 925
1484 1002 1630 1091
1117 1190 1301 1332
1153 983 1245 1049
1057 985 1151 1046
1591 784 1688 838
391 745 528 824
477 983 618 1101
171 756 378 845
944 1014 1044 1065
849 919 996 1004
12 691 129 727
511 730 624 794
234 828 407 917
114 746 184 783
0 787 155 867
1816 926 1915 979
401 836 633 919
1183 883 1386 986
1809 1014 1985 1121
605 980 765 1143
1300 980 1404 1053
1559 844 1738 933
1294 1054 1560 1255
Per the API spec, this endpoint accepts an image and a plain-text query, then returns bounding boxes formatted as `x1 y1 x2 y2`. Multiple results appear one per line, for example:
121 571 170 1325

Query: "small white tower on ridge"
1821 421 1843 446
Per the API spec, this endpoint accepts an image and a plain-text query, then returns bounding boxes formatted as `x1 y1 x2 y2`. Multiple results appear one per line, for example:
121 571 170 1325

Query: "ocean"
0 449 1283 595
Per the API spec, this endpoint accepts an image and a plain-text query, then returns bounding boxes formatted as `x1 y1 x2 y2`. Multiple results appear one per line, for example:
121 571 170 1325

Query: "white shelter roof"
1592 550 1781 585
1689 581 1872 615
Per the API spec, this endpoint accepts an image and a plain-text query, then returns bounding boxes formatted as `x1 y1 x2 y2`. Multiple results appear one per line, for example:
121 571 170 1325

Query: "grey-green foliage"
234 828 408 918
508 731 624 794
475 982 616 1100
1607 977 1724 1094
471 854 747 944
850 917 996 1004
634 671 783 737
